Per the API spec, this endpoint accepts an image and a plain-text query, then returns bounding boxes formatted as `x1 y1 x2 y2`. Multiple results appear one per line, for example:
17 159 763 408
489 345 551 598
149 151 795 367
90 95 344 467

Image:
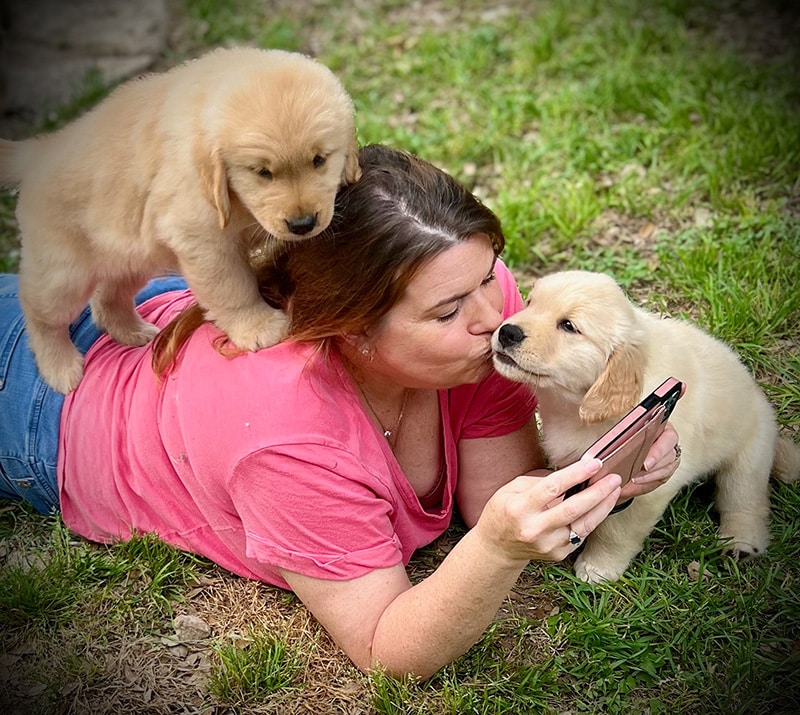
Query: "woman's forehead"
402 236 496 306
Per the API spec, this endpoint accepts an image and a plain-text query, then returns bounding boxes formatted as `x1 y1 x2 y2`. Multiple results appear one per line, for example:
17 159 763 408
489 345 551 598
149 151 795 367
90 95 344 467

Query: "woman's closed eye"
437 304 461 323
436 271 497 323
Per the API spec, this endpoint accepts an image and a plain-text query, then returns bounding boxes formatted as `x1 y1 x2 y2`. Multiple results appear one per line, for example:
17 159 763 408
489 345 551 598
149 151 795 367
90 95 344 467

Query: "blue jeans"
0 274 188 514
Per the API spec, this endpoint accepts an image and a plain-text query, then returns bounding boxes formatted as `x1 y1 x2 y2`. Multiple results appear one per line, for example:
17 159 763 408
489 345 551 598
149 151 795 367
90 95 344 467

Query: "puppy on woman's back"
492 270 799 583
0 47 361 394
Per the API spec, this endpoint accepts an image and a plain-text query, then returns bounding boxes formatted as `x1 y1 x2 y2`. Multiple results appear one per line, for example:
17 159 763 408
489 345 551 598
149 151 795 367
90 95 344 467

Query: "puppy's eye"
255 167 273 180
313 155 326 168
558 319 580 334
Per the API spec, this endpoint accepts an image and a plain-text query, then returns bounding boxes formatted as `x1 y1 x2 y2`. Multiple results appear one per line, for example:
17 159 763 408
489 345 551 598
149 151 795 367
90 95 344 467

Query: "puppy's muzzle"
497 323 526 349
286 214 318 236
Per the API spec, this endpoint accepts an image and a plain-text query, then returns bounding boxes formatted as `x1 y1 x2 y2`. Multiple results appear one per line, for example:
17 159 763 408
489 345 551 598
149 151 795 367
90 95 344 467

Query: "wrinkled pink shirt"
58 262 536 589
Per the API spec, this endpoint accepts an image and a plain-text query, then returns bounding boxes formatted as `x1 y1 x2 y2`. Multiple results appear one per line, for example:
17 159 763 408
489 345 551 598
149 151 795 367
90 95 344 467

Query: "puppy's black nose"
286 214 317 235
497 323 525 348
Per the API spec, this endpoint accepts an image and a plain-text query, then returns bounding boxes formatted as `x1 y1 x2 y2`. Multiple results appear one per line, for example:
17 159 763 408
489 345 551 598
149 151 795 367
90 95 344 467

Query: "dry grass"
1 523 564 714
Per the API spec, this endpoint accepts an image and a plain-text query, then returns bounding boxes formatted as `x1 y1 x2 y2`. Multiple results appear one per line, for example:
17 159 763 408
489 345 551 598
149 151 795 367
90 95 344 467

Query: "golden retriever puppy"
492 270 800 583
0 47 361 393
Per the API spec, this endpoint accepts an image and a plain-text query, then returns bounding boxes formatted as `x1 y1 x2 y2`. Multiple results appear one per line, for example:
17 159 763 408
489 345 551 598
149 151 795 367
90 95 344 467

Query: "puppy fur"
0 47 361 393
492 270 800 583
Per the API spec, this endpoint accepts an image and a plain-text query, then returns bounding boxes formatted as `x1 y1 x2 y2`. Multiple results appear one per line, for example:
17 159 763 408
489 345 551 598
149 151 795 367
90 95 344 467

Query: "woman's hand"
618 422 681 501
474 457 623 565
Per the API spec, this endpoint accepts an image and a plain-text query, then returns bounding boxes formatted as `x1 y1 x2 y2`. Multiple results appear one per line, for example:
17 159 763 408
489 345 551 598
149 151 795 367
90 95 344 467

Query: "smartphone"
565 377 685 497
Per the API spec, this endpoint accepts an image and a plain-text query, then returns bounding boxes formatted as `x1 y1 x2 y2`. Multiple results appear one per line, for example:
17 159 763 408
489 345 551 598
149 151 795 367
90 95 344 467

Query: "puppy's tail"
0 138 25 186
772 435 800 484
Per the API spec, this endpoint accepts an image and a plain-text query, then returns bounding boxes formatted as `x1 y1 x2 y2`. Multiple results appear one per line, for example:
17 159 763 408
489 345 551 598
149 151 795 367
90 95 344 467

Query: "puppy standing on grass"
492 270 800 583
0 47 361 393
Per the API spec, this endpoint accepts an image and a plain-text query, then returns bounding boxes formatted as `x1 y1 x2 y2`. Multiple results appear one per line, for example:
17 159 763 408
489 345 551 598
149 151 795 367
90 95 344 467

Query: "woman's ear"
579 342 645 424
342 332 372 356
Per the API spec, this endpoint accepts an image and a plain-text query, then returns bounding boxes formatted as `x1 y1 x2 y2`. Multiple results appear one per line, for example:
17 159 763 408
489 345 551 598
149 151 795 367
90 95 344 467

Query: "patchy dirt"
0 530 563 714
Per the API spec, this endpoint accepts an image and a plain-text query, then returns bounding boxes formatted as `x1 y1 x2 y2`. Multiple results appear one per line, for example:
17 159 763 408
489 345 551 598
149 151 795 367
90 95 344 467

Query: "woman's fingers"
523 460 622 535
522 470 622 560
481 458 623 564
555 470 622 537
506 457 602 511
641 422 680 472
624 423 681 499
528 456 603 503
602 423 680 501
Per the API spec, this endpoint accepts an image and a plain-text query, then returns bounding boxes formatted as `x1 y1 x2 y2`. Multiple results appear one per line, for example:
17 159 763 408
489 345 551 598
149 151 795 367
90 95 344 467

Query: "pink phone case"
586 403 669 483
567 377 684 495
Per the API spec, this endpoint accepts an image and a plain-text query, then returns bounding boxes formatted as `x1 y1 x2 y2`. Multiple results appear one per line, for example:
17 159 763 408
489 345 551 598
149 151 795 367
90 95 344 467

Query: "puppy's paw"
92 302 159 347
220 305 290 351
719 514 770 561
722 543 758 561
719 533 769 561
107 320 160 347
27 328 85 394
40 352 85 395
574 553 627 584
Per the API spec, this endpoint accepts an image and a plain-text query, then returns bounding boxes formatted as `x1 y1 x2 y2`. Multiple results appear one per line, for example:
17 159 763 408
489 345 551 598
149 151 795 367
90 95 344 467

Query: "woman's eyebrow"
430 289 470 310
428 257 497 310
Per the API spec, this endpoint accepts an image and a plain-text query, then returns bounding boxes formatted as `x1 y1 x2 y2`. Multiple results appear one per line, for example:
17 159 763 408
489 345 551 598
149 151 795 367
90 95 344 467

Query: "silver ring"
569 530 582 546
674 444 682 461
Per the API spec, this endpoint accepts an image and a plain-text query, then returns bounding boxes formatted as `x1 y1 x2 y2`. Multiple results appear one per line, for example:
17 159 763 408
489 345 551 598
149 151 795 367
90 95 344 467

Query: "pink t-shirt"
57 262 536 589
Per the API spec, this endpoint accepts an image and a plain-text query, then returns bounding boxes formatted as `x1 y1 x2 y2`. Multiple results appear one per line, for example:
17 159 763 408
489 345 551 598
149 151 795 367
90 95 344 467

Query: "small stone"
173 614 212 642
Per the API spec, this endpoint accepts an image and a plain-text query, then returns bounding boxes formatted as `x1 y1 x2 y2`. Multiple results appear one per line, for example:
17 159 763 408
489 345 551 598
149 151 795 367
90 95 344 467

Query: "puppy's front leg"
178 242 289 351
91 276 160 347
574 485 678 583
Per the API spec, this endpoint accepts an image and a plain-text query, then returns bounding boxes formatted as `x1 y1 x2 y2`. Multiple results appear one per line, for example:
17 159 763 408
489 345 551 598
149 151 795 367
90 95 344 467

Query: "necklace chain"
355 382 409 442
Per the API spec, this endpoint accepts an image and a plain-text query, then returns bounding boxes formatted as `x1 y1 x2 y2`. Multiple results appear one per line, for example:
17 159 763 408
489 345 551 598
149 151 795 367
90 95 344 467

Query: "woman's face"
368 234 505 389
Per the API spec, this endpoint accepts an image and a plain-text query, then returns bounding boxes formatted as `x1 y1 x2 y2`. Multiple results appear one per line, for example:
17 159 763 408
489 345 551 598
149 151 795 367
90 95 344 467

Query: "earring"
361 346 374 363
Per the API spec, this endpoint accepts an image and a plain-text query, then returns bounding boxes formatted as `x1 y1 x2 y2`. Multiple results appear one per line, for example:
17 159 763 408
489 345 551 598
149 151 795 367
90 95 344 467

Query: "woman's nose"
470 289 503 334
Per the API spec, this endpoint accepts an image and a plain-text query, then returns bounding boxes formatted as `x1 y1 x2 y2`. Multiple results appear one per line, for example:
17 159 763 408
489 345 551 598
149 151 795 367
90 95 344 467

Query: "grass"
1 0 798 713
208 632 301 705
0 507 200 626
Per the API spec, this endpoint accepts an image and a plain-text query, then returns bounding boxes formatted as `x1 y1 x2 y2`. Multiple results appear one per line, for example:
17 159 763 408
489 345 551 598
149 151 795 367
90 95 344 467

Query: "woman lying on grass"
0 144 680 679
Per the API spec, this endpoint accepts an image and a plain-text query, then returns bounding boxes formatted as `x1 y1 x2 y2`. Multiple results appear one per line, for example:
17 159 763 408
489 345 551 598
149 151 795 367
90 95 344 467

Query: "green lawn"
1 0 798 713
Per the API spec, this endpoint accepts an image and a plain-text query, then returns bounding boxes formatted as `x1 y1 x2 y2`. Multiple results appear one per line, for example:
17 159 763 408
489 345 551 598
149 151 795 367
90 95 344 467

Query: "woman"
0 144 679 678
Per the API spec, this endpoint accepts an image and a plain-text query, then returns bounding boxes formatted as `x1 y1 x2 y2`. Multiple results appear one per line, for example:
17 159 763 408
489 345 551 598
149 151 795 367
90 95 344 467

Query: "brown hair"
152 144 505 375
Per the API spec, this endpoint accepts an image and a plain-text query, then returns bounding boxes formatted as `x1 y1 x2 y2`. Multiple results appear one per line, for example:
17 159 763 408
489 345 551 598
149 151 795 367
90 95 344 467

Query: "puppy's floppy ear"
579 342 645 424
523 282 536 305
342 138 362 185
195 143 231 229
